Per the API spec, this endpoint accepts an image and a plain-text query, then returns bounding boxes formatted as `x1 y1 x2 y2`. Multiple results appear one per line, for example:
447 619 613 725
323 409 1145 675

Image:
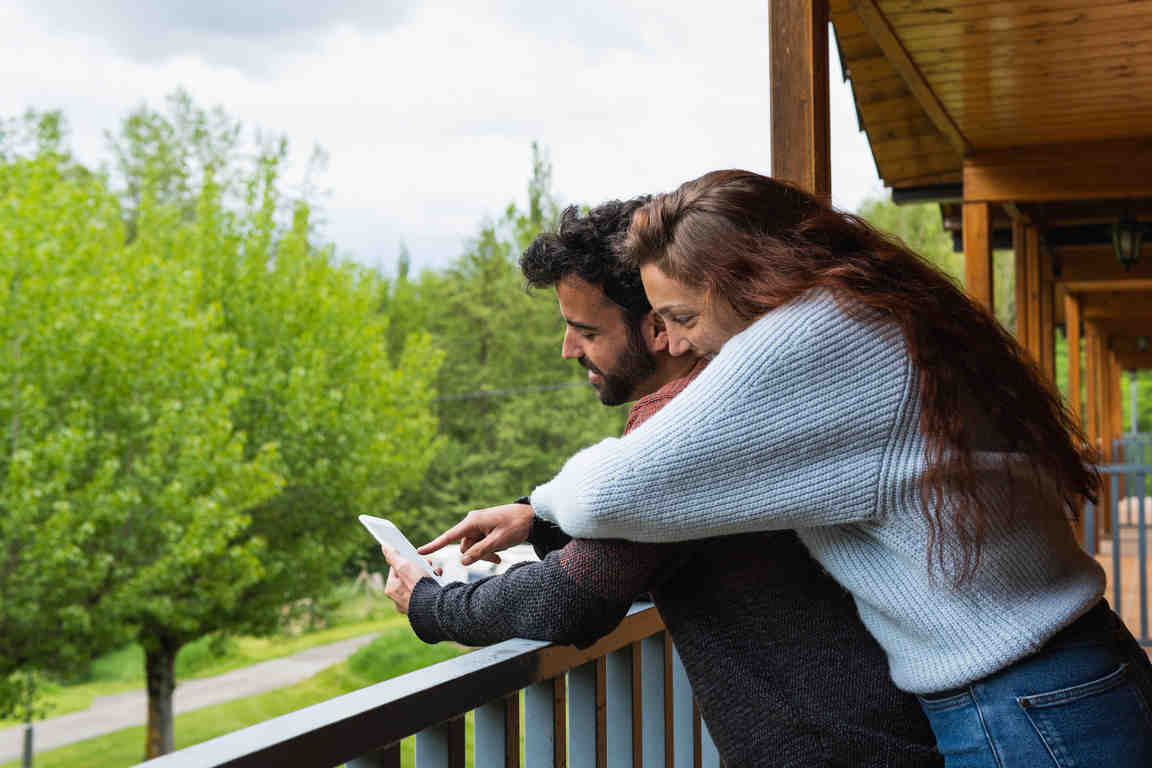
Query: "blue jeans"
918 601 1152 767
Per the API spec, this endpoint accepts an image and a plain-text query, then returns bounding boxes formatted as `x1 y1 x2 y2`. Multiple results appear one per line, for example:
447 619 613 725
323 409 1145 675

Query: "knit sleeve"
407 539 683 648
529 291 916 542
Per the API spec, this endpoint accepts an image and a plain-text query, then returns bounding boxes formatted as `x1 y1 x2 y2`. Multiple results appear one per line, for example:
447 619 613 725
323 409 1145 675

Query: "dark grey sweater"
408 522 941 767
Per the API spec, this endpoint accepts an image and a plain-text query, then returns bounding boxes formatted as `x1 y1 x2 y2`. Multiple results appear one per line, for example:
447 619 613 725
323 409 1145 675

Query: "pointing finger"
419 520 472 554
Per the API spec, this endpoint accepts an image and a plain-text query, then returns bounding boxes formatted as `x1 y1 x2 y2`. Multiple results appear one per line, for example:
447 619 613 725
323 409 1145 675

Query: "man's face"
554 275 658 406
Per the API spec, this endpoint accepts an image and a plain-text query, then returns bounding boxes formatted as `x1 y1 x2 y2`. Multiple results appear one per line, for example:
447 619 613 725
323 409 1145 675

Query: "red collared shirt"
624 357 709 434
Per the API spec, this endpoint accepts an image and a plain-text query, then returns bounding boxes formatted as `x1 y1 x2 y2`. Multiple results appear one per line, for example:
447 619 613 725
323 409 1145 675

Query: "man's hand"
381 545 441 615
418 503 535 566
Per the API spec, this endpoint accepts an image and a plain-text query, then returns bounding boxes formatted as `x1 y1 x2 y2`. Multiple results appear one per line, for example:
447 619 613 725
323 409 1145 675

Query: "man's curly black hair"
519 197 652 321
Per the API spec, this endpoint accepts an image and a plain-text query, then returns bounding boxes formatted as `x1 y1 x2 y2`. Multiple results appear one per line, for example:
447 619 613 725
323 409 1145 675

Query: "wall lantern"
1113 215 1145 271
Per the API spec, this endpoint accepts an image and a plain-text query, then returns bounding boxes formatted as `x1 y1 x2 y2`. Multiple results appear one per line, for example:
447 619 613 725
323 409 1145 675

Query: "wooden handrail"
136 603 669 768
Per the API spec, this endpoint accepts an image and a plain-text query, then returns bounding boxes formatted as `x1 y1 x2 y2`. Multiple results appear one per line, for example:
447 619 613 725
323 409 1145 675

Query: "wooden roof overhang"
830 0 1152 190
829 0 1152 379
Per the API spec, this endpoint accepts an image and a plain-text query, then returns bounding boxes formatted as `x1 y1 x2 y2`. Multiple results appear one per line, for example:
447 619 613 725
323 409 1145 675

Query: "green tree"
2 100 443 759
385 145 625 544
119 107 441 758
0 145 282 732
857 197 1016 330
0 133 131 719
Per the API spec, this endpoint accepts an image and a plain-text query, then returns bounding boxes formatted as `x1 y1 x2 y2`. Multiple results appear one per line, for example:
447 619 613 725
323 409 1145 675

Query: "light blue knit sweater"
530 290 1105 693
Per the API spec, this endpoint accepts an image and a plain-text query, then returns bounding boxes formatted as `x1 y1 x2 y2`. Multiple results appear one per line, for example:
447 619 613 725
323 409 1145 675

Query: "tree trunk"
144 637 181 759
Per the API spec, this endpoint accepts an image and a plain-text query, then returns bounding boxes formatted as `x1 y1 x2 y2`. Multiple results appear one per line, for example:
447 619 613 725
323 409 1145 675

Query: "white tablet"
358 515 444 586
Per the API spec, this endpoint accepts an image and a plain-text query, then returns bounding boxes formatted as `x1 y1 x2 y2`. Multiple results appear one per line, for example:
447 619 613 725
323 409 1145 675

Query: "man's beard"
579 325 659 406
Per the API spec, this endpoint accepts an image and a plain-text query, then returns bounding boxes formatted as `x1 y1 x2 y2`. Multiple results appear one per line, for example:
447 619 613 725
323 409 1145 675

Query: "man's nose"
561 328 581 359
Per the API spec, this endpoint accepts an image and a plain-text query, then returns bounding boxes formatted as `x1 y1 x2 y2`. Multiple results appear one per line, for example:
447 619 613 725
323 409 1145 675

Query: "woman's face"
640 263 750 358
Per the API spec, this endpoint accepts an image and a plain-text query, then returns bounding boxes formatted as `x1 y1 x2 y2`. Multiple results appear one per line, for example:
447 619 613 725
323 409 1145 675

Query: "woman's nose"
668 334 693 357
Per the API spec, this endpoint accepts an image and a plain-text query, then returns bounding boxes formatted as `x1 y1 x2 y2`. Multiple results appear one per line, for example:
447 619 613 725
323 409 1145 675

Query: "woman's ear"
644 311 669 353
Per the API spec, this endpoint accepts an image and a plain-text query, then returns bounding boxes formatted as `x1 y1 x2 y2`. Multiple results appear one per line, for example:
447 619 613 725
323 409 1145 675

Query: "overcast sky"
1 0 884 273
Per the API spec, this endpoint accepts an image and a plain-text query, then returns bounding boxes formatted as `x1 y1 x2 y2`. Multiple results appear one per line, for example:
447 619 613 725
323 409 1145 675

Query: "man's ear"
643 311 669 353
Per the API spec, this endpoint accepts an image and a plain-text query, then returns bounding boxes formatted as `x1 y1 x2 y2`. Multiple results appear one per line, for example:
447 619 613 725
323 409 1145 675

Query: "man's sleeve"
407 538 683 649
514 495 572 558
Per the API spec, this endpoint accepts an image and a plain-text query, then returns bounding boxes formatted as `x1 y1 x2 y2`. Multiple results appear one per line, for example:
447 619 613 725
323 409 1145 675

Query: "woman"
527 170 1152 766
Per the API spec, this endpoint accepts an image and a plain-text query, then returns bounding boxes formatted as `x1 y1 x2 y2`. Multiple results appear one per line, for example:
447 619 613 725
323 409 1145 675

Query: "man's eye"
580 331 596 340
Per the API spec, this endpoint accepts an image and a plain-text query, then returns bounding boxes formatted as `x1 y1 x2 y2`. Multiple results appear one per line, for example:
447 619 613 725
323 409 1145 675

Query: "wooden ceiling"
830 0 1152 190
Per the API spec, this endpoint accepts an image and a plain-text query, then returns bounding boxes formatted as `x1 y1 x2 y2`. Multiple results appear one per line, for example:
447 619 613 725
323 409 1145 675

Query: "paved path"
0 633 379 762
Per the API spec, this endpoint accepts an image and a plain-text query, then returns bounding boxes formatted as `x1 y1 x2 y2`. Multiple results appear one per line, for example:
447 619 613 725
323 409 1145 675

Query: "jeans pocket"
1017 663 1152 768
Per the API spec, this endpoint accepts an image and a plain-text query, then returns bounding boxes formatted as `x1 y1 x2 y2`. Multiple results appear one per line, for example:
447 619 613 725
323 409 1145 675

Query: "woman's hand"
418 503 535 566
381 545 441 615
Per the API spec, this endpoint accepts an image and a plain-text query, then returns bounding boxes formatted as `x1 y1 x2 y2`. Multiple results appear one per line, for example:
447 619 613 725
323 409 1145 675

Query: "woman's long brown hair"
622 170 1097 583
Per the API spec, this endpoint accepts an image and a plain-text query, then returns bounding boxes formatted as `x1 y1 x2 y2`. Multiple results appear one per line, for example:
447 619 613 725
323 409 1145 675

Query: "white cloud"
14 1 409 71
0 0 883 272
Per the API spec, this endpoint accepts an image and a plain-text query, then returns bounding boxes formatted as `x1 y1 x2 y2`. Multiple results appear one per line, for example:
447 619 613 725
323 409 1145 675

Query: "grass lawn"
1 625 466 768
1 586 398 728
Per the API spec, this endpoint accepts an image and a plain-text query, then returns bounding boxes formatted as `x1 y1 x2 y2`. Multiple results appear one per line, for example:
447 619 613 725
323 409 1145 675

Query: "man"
381 200 941 767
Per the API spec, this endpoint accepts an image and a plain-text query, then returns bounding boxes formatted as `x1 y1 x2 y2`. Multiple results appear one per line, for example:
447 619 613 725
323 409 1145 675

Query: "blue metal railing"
135 602 722 768
1085 434 1152 646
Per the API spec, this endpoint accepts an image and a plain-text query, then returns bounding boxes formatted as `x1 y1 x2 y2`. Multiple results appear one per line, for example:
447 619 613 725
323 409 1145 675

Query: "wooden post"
1039 269 1055 379
1027 225 1055 377
1099 344 1122 536
963 202 994 312
769 0 831 199
1013 219 1030 343
1110 349 1123 454
1085 324 1100 451
1066 293 1082 425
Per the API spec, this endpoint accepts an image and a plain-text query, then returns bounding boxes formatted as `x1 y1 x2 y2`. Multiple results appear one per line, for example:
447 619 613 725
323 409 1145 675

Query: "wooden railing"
136 602 722 767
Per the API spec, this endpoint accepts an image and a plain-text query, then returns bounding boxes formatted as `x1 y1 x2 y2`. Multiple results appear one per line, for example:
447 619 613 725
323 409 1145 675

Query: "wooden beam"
1066 292 1082 424
770 0 831 199
963 202 994 311
963 139 1152 203
1056 248 1152 283
1092 320 1152 341
852 0 971 156
1080 293 1152 320
1115 350 1152 369
1110 335 1152 355
1062 279 1152 293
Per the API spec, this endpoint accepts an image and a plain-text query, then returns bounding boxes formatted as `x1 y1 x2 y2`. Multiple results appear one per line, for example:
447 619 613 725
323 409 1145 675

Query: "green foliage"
0 97 441 730
0 143 272 715
377 145 625 548
0 626 464 768
857 197 1016 330
1121 370 1152 434
857 197 963 281
344 629 461 681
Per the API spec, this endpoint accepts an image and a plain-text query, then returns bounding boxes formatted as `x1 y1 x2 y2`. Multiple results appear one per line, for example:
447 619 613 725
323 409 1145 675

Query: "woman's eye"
672 315 695 327
581 331 596 340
